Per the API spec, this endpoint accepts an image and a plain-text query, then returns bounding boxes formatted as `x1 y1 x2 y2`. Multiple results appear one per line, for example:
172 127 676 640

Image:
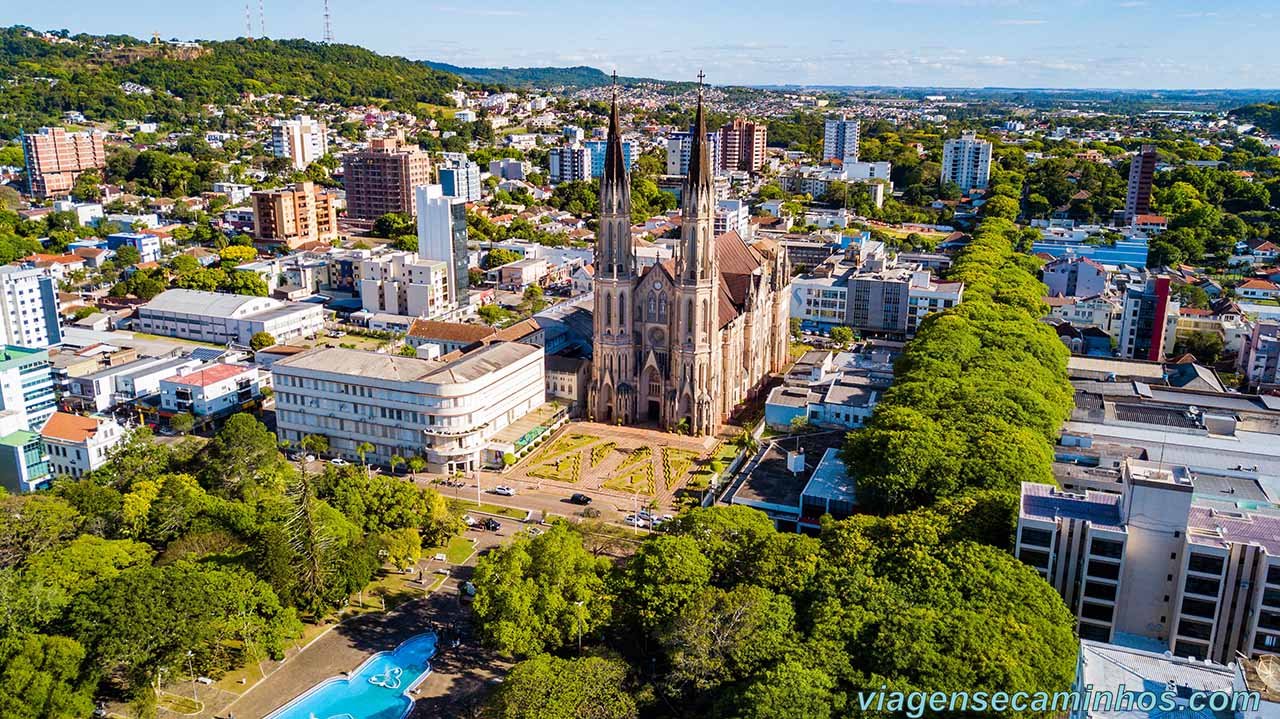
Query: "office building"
106 233 161 264
0 346 56 493
1124 145 1159 223
1043 255 1109 298
159 363 262 420
1118 276 1177 361
583 139 636 177
21 127 107 198
548 145 593 184
666 130 722 176
1070 641 1244 719
719 117 768 173
272 342 546 472
438 160 482 202
842 160 892 181
0 265 62 349
270 115 329 170
41 412 125 480
416 185 470 305
342 135 432 220
136 289 325 346
822 115 860 162
251 181 339 249
941 133 992 191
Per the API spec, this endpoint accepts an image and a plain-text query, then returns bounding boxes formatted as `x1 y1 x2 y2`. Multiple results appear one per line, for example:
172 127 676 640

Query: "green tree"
0 495 80 568
371 212 415 239
250 331 276 351
170 412 195 435
661 584 793 692
980 194 1020 221
0 633 95 719
484 247 522 269
381 528 422 572
617 535 711 635
221 271 269 296
828 326 854 348
201 414 284 495
113 245 142 266
1173 331 1225 365
472 523 612 657
489 655 636 719
734 661 840 719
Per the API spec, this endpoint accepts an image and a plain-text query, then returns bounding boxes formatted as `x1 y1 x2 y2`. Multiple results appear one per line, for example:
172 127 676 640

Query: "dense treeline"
0 27 460 134
1231 102 1280 134
474 503 1077 719
0 414 460 717
842 218 1073 512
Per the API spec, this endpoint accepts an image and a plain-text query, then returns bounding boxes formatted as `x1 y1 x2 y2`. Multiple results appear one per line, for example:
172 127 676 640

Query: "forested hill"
0 27 461 134
422 61 640 88
1231 102 1280 134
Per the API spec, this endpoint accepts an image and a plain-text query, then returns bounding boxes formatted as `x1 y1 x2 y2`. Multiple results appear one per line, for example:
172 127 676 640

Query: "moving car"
483 518 501 531
569 493 593 505
493 485 516 496
329 457 349 466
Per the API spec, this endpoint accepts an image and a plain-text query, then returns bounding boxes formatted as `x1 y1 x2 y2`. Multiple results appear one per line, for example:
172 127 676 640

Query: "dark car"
483 518 501 531
570 493 593 505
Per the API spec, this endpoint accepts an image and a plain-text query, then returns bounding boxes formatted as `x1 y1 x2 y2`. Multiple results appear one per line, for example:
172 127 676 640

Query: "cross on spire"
697 69 705 89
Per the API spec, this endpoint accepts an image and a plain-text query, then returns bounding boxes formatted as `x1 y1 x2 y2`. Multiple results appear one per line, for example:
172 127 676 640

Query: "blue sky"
11 0 1280 88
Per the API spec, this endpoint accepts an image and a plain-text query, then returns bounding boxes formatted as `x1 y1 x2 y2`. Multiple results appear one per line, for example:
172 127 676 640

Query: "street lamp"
186 651 198 705
574 601 585 653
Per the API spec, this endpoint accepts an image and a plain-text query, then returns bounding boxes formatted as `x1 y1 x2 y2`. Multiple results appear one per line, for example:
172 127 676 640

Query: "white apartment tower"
271 115 329 170
941 133 992 191
0 265 62 349
416 185 471 306
823 115 860 162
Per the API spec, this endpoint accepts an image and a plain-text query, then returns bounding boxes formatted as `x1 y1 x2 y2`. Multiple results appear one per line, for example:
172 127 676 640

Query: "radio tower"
323 0 334 43
259 0 266 37
245 3 253 38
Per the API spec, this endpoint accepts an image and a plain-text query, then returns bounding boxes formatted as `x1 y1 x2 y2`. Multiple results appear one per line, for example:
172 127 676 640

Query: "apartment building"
719 118 768 173
583 139 636 177
0 264 62 349
790 251 962 337
1043 255 1109 298
1118 276 1178 361
416 185 470 304
21 127 107 198
822 115 860 162
251 182 338 249
666 130 722 176
1125 145 1159 223
136 289 324 346
272 342 546 472
488 158 529 181
1241 320 1280 391
271 115 329 170
359 251 452 318
65 355 203 413
40 412 125 479
159 363 262 420
106 232 161 263
549 145 592 184
439 160 482 202
342 135 432 219
941 133 992 191
714 199 750 240
0 346 56 494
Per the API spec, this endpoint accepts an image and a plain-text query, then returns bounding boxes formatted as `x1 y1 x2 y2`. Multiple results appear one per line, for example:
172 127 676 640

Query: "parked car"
484 518 501 531
624 514 647 527
462 515 477 527
493 485 516 496
329 457 349 466
570 493 593 505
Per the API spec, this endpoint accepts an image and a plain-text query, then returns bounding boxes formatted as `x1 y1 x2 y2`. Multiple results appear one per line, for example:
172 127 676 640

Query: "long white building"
135 289 324 346
272 342 545 473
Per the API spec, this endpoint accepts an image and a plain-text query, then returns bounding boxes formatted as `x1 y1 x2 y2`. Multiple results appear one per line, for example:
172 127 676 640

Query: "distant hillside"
1230 102 1280 133
422 61 644 88
0 26 461 135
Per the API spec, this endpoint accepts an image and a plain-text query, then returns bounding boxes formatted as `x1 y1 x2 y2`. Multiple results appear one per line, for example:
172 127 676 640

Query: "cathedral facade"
589 85 791 436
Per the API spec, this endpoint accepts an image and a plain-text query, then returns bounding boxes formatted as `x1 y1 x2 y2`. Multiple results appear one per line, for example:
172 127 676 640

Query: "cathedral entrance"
647 400 660 422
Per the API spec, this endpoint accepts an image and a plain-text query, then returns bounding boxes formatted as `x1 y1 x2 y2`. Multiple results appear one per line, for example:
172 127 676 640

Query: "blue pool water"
266 633 438 719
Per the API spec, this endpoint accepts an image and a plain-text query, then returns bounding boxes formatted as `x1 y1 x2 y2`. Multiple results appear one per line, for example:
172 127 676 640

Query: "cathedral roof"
717 230 764 276
718 283 738 329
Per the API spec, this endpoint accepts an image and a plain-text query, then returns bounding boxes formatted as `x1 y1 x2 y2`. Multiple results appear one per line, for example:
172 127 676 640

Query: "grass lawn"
448 498 529 520
213 659 266 695
528 452 582 483
603 464 656 495
429 535 477 565
417 102 458 119
157 693 201 715
790 341 814 359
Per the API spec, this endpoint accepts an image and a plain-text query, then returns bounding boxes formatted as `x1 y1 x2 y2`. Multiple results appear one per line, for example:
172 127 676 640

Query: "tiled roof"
40 412 104 443
406 319 496 343
163 363 254 387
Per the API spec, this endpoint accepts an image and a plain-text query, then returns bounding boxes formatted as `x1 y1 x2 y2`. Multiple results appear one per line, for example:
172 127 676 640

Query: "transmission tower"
245 3 253 38
259 0 266 37
323 0 334 43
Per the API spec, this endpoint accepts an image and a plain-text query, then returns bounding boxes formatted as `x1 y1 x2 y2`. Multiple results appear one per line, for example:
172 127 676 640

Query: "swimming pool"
265 632 438 719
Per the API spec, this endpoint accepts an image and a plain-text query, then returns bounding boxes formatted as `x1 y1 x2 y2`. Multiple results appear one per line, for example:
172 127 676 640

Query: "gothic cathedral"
590 82 791 436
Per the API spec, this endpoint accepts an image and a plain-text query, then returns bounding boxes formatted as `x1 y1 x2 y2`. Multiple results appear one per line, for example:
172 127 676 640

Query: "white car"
624 515 647 527
493 485 516 496
329 457 349 466
462 515 477 527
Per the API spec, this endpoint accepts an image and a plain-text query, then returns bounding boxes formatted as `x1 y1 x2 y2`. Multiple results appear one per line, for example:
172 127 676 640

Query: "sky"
10 0 1280 89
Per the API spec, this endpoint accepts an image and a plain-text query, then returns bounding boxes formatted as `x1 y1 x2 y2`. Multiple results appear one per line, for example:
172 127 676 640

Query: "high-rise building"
342 135 432 220
270 115 329 170
416 185 470 304
1124 144 1158 223
666 130 722 176
251 181 339 249
438 161 482 202
822 115 860 162
0 265 62 349
719 118 768 173
1240 320 1280 391
941 133 992 191
0 346 55 493
1118 276 1177 361
358 251 453 318
583 140 635 177
590 80 791 434
21 127 107 198
548 145 593 184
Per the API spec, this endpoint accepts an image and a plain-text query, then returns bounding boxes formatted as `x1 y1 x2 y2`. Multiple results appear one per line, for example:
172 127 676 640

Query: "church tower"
590 75 637 424
669 74 722 436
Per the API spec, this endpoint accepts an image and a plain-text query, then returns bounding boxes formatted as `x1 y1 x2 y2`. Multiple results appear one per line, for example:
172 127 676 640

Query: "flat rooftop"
1020 482 1125 532
800 448 856 504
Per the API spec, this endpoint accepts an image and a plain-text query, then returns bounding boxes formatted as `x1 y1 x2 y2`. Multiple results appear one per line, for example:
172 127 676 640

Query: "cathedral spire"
602 71 628 188
685 71 713 194
678 71 715 284
597 69 632 279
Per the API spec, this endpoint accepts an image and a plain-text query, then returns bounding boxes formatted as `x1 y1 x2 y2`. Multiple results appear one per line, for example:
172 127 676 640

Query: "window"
1019 527 1052 547
1087 561 1120 581
1080 602 1114 623
1187 554 1224 575
1090 538 1123 559
1018 548 1050 569
1083 582 1117 602
1183 576 1220 598
1180 597 1216 619
1177 619 1213 641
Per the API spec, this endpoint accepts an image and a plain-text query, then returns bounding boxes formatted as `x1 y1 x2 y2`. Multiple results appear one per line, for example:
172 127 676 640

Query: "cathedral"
589 81 792 436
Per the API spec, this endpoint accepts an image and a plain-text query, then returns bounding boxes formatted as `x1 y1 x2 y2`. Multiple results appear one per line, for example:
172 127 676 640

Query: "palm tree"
356 441 374 477
407 456 426 477
389 454 404 476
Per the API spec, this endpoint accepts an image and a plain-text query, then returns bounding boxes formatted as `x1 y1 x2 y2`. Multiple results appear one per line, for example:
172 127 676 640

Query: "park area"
507 421 730 506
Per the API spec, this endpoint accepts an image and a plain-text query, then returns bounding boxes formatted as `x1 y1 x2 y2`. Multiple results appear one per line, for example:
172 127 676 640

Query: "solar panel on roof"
188 347 227 362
